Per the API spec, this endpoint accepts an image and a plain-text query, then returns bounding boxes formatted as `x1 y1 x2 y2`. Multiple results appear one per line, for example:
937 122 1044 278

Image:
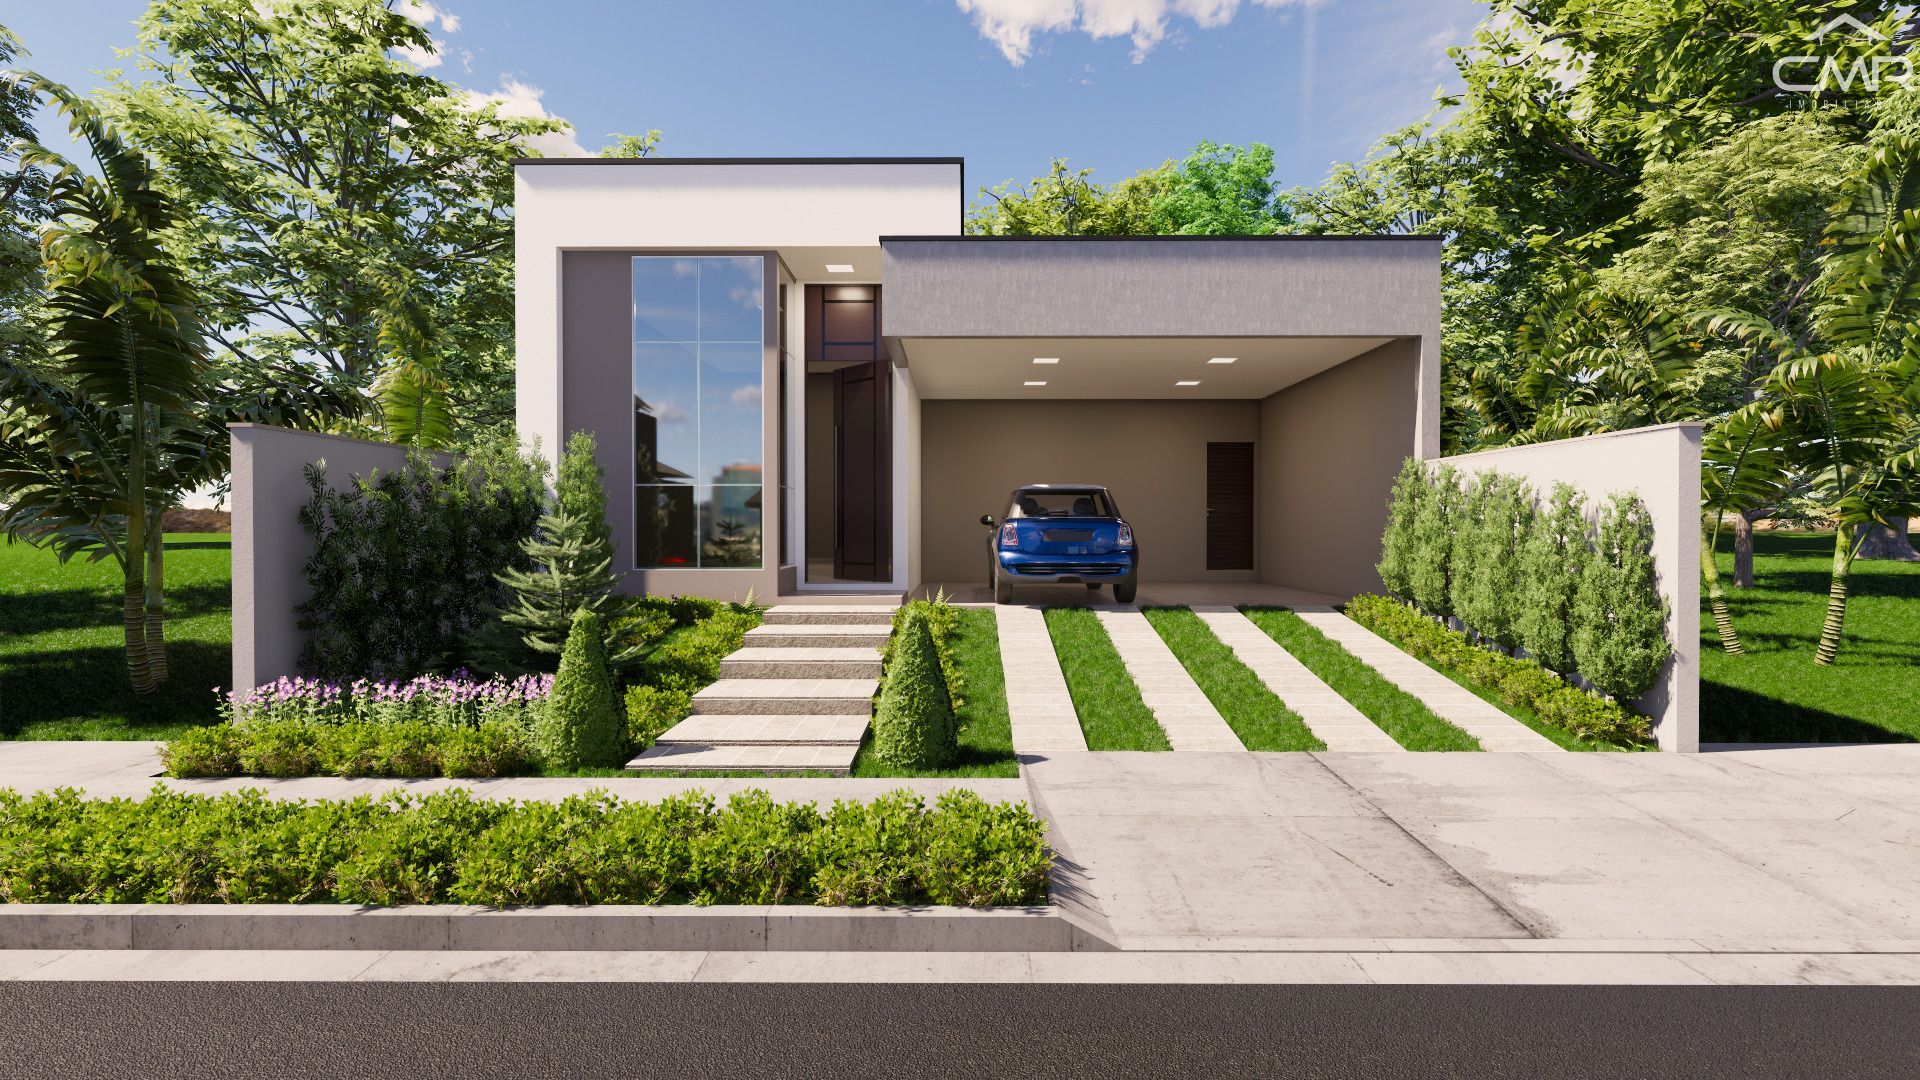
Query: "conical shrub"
871 610 957 769
1571 493 1671 700
534 609 625 769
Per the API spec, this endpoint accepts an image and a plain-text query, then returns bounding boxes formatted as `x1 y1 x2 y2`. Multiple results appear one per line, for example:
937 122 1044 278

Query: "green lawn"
1241 607 1480 752
853 607 1019 778
1 535 232 741
1141 607 1325 751
1703 530 1920 743
1044 607 1170 751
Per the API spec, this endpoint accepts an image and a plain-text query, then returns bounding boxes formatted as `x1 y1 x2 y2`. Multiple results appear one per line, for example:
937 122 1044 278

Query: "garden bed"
852 606 1017 779
0 786 1050 908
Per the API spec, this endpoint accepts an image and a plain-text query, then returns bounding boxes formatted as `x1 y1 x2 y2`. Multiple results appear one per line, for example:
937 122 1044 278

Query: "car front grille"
1013 563 1127 576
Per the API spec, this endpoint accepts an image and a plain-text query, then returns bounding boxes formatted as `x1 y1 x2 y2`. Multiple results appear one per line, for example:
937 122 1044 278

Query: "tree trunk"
144 525 168 685
1814 528 1853 666
1854 516 1920 562
1732 510 1758 588
1701 522 1743 655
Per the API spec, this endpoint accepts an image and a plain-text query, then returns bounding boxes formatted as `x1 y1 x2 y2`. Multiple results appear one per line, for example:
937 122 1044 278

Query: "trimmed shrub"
624 684 693 752
534 610 626 769
161 726 243 778
1407 464 1461 617
296 437 545 679
1514 483 1590 675
638 609 758 693
1346 594 1651 746
1453 472 1530 649
884 595 965 712
1377 457 1425 601
0 786 1053 907
871 610 957 770
1572 494 1673 700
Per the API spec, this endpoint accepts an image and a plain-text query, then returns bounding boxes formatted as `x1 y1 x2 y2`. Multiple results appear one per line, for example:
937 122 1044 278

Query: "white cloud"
465 78 589 157
730 385 763 408
956 0 1317 65
655 403 690 424
395 40 443 68
394 1 463 69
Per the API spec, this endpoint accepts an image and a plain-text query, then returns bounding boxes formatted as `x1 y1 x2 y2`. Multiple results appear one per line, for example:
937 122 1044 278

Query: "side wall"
229 424 434 692
917 399 1260 585
1435 424 1704 753
1256 339 1421 598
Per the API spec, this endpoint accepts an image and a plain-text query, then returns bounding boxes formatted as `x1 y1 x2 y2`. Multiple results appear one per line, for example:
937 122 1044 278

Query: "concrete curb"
0 904 1113 953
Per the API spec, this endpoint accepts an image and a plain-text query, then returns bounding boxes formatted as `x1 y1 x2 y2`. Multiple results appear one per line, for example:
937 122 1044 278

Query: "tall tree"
98 0 563 439
967 142 1289 236
0 25 51 368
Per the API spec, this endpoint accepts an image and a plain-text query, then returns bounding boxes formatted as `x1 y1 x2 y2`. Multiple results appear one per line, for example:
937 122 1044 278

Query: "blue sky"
11 0 1485 195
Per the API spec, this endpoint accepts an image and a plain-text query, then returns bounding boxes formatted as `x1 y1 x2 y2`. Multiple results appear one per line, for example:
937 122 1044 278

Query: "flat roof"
511 156 966 166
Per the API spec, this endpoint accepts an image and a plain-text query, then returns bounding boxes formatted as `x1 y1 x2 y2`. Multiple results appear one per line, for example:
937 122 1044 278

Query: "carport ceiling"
902 336 1395 399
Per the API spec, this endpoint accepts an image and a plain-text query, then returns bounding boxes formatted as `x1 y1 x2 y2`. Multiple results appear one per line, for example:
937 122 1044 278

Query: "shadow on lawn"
0 641 227 737
1701 680 1918 745
0 583 230 638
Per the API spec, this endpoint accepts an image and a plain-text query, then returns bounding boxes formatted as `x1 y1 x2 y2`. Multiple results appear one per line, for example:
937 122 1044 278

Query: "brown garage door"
1206 442 1254 571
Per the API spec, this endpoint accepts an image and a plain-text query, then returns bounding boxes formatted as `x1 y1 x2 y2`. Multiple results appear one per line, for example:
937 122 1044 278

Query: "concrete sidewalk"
1030 746 1920 951
0 741 1029 805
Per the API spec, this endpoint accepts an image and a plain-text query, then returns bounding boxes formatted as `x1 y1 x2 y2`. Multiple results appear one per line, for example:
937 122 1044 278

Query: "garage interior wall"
916 399 1260 585
1255 338 1420 598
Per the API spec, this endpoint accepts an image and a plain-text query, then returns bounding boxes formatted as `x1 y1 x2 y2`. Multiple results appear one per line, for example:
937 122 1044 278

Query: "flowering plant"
220 670 554 730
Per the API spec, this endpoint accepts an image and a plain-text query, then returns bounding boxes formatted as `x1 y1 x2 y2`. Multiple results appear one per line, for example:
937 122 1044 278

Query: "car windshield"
1009 490 1114 518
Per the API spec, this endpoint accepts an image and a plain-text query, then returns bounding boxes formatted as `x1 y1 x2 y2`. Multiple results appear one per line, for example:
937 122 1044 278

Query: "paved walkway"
1028 746 1920 951
1193 607 1403 752
992 605 1088 754
1291 608 1558 751
0 742 1029 805
1094 609 1243 751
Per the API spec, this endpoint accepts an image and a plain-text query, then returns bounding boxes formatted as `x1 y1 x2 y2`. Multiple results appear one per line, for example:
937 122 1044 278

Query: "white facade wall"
1435 423 1703 752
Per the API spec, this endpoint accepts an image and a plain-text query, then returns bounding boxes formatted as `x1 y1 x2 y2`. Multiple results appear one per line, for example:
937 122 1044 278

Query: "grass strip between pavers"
1240 607 1480 752
1141 607 1326 751
853 607 1019 778
1044 607 1171 751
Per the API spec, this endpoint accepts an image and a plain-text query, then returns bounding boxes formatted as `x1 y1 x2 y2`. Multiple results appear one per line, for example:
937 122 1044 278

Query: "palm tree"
1701 136 1920 665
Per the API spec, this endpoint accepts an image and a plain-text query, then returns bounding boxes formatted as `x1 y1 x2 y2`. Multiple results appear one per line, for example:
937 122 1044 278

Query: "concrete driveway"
1026 746 1920 950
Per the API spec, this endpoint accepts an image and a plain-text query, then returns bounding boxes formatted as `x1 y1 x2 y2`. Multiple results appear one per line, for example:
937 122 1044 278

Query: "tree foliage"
1376 457 1424 601
1513 483 1591 675
1571 494 1672 699
1406 464 1462 618
97 0 565 440
967 141 1289 236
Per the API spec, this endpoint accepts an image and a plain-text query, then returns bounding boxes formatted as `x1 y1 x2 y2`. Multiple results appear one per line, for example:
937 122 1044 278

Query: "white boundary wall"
1434 423 1702 752
229 424 442 693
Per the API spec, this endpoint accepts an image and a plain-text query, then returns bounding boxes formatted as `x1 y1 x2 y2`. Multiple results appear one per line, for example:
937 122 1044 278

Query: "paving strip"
993 605 1089 754
1193 607 1403 752
1094 609 1244 751
1289 608 1558 752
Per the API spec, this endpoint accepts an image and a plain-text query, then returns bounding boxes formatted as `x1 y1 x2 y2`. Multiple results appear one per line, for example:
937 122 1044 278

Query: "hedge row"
1377 459 1672 701
1346 595 1652 746
0 787 1050 908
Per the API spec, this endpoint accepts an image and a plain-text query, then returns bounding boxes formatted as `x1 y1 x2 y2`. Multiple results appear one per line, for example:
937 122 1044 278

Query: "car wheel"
994 565 1013 605
1113 580 1137 604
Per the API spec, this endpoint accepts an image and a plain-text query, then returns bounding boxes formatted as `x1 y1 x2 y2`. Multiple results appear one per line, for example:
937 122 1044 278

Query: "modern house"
513 156 1443 603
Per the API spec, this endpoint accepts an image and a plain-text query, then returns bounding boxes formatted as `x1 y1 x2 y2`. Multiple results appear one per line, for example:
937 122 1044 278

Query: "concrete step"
719 647 884 680
689 678 878 715
626 742 860 776
745 624 893 649
761 605 897 626
655 713 870 747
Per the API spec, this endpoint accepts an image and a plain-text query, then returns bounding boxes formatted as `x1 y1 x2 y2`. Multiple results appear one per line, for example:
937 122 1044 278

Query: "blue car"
980 484 1139 605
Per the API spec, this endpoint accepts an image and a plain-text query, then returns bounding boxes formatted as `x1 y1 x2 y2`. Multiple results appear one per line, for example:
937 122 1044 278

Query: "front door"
1206 442 1255 571
806 285 891 582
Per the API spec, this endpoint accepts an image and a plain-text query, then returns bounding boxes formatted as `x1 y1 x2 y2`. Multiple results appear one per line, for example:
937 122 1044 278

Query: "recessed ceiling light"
1175 380 1201 387
1024 380 1048 387
1207 357 1238 364
1032 357 1060 365
824 264 855 273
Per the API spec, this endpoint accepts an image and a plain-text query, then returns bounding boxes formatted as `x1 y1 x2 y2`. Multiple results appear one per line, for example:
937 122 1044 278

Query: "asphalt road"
3 982 1918 1079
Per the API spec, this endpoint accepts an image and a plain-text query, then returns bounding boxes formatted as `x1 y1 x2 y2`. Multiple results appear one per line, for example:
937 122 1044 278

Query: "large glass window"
633 256 764 568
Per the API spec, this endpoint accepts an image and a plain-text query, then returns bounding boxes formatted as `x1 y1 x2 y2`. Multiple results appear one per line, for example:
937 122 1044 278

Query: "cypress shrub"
1376 458 1424 601
1447 470 1491 627
535 610 626 769
1453 473 1530 649
1407 464 1461 617
1514 483 1589 675
1571 494 1672 700
871 610 957 770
